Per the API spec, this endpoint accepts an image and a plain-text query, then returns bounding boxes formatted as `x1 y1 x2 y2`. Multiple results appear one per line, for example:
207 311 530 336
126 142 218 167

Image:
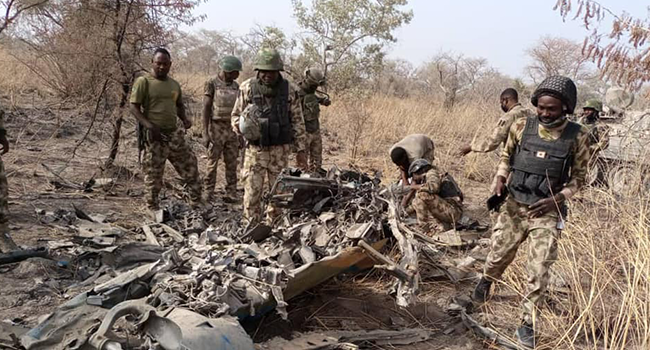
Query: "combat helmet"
583 99 603 113
253 48 284 71
408 159 432 177
219 55 242 72
304 67 326 86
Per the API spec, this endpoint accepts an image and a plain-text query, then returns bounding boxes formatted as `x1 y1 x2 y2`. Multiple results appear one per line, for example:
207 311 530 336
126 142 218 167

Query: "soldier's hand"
493 175 507 196
296 151 308 169
528 198 558 218
0 136 9 155
459 144 472 156
202 131 211 148
148 125 162 142
182 118 192 130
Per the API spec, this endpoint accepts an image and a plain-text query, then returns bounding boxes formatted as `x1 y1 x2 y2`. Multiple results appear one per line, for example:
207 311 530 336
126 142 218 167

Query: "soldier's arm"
231 83 247 134
560 129 591 199
290 89 307 153
175 88 189 125
129 78 154 129
495 118 523 180
203 81 214 136
471 112 515 153
419 167 442 194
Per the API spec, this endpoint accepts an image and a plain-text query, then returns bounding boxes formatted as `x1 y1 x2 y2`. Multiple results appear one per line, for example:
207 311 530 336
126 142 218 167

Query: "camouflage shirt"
204 76 239 121
496 117 591 200
418 166 443 195
471 103 532 153
231 77 307 152
578 116 610 158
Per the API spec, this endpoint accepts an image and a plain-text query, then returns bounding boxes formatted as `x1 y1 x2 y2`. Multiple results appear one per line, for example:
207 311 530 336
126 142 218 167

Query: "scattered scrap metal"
5 167 496 349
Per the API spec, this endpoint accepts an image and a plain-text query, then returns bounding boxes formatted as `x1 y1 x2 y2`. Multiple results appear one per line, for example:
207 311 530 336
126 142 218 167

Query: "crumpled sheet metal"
259 328 432 349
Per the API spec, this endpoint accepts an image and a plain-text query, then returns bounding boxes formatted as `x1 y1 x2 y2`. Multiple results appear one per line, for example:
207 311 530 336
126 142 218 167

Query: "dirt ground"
0 96 505 349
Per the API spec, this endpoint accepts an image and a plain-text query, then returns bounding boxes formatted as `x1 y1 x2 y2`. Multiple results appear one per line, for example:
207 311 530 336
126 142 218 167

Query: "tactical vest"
509 117 581 205
213 81 238 121
250 79 292 147
301 92 321 133
439 173 463 201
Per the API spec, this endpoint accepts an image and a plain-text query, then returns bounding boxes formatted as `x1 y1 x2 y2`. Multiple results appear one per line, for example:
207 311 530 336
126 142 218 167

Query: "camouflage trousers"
484 197 560 325
412 191 462 229
306 131 323 171
0 158 9 224
242 144 289 224
204 121 238 197
142 128 202 209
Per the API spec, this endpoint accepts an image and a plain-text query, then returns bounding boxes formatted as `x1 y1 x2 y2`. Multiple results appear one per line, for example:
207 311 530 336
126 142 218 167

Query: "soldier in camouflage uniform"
130 48 202 216
460 88 532 156
202 56 242 202
402 159 463 231
231 48 307 225
472 76 591 349
0 107 18 252
578 99 610 159
297 68 330 172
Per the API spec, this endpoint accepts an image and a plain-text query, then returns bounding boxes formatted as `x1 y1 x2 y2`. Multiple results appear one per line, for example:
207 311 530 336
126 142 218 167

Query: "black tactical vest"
508 116 581 205
250 79 293 147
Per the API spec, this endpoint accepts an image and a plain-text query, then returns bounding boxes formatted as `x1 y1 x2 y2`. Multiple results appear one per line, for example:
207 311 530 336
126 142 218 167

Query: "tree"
418 53 491 110
17 0 204 166
555 0 650 89
175 29 241 75
525 36 594 85
292 0 413 89
0 0 48 35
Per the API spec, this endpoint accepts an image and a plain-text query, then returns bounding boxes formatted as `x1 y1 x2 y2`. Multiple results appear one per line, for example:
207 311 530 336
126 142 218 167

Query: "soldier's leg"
167 130 202 204
484 198 529 281
203 122 224 200
142 140 167 210
264 145 289 224
242 146 269 224
222 124 239 197
0 159 17 252
416 191 463 226
521 215 560 325
412 192 434 225
310 131 323 171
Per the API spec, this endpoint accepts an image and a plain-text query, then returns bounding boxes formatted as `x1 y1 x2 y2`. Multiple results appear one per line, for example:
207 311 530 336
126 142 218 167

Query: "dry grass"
323 93 650 349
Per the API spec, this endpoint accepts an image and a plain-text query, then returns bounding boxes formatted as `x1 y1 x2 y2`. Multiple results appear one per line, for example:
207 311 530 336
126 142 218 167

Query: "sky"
189 0 649 78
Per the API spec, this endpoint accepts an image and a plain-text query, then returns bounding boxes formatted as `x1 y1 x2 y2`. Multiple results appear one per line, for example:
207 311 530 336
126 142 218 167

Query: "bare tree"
0 0 48 35
555 0 650 89
418 53 490 110
525 36 594 85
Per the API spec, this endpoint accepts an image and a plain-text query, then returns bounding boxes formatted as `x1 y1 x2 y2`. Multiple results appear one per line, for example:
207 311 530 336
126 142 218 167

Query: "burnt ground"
0 95 507 349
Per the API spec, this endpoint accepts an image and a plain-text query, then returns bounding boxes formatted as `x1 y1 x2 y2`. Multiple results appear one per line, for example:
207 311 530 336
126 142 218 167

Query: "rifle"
135 77 150 164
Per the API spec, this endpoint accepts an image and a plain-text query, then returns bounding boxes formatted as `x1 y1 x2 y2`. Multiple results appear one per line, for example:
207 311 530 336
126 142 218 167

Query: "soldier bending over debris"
402 158 463 231
389 134 434 185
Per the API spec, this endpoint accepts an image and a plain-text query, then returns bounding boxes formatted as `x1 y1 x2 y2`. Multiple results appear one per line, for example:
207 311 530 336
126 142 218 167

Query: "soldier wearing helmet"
297 67 331 172
472 75 592 349
231 48 307 225
401 158 463 231
202 55 243 203
579 98 610 159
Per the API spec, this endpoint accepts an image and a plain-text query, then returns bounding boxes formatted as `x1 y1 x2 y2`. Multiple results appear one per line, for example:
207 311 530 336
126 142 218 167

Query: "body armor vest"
509 116 581 205
250 79 292 147
301 92 321 133
213 82 238 121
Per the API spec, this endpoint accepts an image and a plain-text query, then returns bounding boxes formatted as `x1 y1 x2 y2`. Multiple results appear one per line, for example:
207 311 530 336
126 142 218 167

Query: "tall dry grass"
323 93 649 349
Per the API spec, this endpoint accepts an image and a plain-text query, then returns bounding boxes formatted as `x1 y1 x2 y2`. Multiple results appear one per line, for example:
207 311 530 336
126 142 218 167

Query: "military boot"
0 223 18 253
516 323 535 349
471 277 493 303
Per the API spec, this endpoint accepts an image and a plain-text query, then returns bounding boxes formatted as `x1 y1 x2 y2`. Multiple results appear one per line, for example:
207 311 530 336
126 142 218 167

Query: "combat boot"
516 323 535 349
471 277 493 303
0 223 18 253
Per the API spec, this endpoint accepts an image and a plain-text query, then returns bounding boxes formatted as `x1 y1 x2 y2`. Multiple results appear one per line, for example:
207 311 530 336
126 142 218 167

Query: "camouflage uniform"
412 167 463 229
471 103 532 153
142 128 202 209
578 116 610 160
0 107 15 252
232 79 307 224
485 116 591 324
298 68 329 171
203 76 240 198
